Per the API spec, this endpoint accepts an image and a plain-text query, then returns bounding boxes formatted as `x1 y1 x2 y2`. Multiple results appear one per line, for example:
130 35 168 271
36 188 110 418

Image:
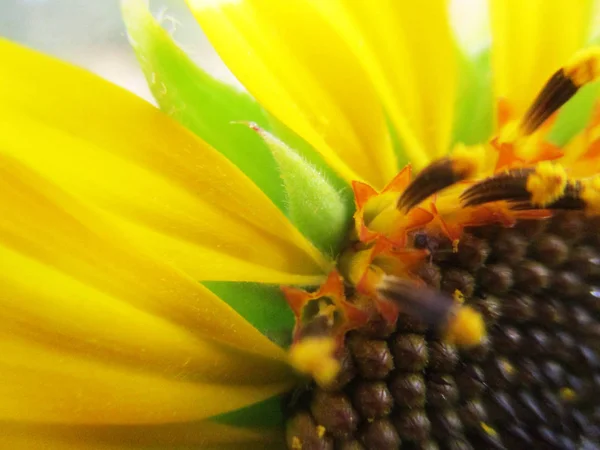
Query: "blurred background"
0 0 598 103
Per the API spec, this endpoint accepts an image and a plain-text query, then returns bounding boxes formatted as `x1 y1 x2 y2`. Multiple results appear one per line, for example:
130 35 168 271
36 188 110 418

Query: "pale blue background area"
0 0 240 100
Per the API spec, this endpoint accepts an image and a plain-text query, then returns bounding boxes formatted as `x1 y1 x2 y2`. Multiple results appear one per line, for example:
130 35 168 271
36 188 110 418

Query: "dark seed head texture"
284 212 600 450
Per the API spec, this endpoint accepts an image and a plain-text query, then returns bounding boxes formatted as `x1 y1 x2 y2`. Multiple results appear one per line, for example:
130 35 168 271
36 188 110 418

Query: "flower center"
283 48 600 389
280 47 600 450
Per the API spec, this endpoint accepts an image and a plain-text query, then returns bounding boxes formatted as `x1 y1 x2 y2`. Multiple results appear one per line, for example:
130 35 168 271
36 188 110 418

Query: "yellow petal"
308 0 458 167
1 421 282 450
0 154 295 423
187 0 397 189
0 334 291 424
490 0 594 117
1 423 282 450
0 39 330 285
0 242 288 385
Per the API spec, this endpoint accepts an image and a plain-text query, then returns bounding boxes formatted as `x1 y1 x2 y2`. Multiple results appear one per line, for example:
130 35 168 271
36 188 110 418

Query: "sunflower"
2 0 600 448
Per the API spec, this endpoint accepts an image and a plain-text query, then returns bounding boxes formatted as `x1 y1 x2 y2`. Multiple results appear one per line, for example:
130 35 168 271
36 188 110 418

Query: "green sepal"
266 118 353 195
210 396 286 450
121 0 286 212
203 281 295 349
452 49 494 146
248 124 353 256
213 395 285 429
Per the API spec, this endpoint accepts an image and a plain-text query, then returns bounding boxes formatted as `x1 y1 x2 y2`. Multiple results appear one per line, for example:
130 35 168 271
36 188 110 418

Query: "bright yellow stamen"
316 425 326 438
317 299 337 328
453 289 465 304
451 144 486 179
501 359 515 375
291 436 302 449
288 337 341 388
581 176 600 215
445 306 486 347
340 248 374 287
560 387 577 402
481 422 498 438
526 162 568 206
564 46 600 87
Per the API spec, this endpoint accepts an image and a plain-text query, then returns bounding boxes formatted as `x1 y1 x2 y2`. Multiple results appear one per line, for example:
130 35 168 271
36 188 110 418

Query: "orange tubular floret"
282 51 600 366
282 270 369 345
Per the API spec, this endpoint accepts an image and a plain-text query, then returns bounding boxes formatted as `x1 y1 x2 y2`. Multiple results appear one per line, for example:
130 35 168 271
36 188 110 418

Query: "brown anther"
351 381 394 420
286 411 334 450
391 334 429 371
492 229 528 266
398 157 468 212
552 271 584 298
460 168 534 207
428 341 459 372
358 418 401 450
455 364 486 397
441 269 475 298
514 261 550 293
520 68 579 135
492 325 522 354
310 389 359 440
378 276 457 331
389 373 427 408
532 234 569 267
479 264 514 295
471 296 502 324
348 336 394 380
337 440 365 450
569 246 600 279
485 357 517 389
549 211 585 242
323 346 356 392
429 409 463 439
500 293 535 322
392 409 431 442
427 374 459 407
415 263 442 290
524 328 553 356
456 234 491 271
458 400 488 428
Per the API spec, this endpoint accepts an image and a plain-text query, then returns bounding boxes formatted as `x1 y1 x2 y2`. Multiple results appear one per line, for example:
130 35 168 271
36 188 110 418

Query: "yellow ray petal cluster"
0 421 283 450
0 39 330 285
308 0 458 167
1 0 599 447
490 0 594 118
186 0 398 189
0 153 294 424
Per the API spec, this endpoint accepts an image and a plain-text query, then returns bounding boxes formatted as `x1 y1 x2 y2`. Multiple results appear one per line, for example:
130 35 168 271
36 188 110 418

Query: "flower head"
2 0 600 448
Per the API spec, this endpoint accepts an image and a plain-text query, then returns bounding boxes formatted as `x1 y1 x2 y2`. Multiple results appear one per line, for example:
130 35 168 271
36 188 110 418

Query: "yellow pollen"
526 162 568 206
581 176 600 215
451 144 485 178
291 436 302 449
452 238 460 253
339 248 379 287
288 337 341 387
453 289 465 304
480 422 498 437
501 359 515 375
316 425 326 438
445 306 486 347
317 299 337 327
564 47 600 87
559 387 577 402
